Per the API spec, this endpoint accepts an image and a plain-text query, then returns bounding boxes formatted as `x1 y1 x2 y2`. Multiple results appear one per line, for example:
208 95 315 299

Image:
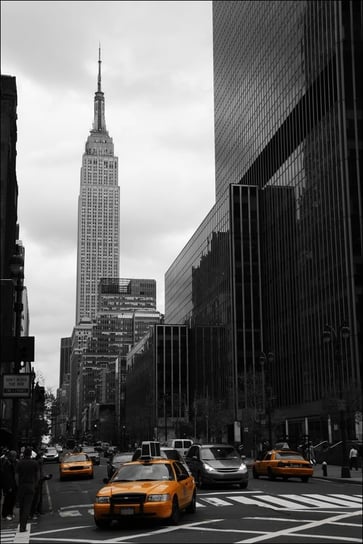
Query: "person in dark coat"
1 449 18 520
15 446 40 532
30 451 44 517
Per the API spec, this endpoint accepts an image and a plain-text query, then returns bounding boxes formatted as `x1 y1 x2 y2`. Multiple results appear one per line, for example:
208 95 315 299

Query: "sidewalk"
312 463 363 484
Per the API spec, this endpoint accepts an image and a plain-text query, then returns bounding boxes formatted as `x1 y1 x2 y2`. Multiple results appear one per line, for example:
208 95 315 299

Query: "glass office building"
165 1 362 449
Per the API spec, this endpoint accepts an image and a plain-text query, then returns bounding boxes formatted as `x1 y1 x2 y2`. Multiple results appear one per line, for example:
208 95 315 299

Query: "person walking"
1 449 18 521
15 446 40 532
349 446 359 470
30 451 44 518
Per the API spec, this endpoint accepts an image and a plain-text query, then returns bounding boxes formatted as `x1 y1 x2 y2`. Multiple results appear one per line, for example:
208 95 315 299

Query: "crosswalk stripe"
284 494 342 508
305 494 361 508
228 496 271 507
252 494 308 509
330 494 363 504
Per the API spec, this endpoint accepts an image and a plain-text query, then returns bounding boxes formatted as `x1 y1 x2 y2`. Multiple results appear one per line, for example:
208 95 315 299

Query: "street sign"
1 373 31 398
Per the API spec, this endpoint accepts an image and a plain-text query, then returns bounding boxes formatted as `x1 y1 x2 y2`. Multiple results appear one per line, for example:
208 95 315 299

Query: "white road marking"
200 497 234 507
237 510 362 543
303 494 362 508
283 494 343 508
330 494 363 504
59 510 82 517
13 523 31 543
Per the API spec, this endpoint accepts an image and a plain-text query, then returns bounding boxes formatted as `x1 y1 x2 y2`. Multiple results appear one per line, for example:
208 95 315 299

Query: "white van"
170 438 193 457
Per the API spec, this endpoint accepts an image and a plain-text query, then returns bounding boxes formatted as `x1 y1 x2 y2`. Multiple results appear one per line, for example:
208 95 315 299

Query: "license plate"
120 507 134 516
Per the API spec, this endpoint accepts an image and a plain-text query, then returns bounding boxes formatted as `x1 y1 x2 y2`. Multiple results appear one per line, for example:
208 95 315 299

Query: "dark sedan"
81 446 100 465
106 451 133 479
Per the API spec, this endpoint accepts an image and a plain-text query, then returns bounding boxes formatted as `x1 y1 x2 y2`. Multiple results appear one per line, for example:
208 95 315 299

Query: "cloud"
1 1 215 393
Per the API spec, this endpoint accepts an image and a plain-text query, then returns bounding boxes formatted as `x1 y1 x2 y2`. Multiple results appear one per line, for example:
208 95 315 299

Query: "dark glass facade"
165 0 362 450
125 324 190 443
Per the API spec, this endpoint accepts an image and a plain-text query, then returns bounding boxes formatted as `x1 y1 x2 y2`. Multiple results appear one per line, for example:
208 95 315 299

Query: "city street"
1 459 361 543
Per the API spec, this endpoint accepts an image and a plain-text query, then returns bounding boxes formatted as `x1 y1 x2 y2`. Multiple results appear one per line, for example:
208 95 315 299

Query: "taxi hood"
98 481 171 496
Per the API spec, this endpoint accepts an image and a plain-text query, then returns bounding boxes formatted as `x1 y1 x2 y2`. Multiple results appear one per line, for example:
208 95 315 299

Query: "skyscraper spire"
98 43 102 93
92 45 107 133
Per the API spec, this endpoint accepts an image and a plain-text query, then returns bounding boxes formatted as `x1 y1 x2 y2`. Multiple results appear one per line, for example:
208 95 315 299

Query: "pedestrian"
349 446 359 470
1 449 18 521
15 446 40 532
30 451 44 518
307 442 316 465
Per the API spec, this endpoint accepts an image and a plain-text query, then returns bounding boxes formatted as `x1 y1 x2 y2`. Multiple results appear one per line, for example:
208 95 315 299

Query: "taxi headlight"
95 496 110 504
147 494 171 502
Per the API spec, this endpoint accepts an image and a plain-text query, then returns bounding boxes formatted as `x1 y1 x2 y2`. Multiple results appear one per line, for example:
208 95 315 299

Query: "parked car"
81 446 101 465
106 452 133 479
252 449 314 482
185 443 248 489
59 452 94 480
94 454 196 528
42 446 59 463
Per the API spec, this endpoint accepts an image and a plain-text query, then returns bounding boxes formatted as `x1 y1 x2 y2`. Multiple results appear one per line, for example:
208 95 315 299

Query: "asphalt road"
1 458 362 543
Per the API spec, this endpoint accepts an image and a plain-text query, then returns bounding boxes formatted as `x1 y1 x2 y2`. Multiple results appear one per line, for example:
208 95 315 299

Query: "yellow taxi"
93 442 196 528
252 449 314 482
59 452 94 480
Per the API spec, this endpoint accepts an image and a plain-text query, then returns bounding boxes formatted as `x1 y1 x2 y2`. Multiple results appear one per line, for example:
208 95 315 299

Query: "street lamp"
259 351 274 447
323 322 351 478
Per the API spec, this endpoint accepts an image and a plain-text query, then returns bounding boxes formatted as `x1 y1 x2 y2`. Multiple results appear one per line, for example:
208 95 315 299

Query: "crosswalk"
57 493 362 517
0 524 30 543
197 493 362 511
0 528 17 544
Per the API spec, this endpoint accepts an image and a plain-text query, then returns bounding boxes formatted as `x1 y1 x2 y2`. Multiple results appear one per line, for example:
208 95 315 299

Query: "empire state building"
75 49 119 324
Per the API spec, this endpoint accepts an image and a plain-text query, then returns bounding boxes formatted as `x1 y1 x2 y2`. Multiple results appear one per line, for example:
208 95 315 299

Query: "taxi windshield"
112 462 174 482
65 454 88 462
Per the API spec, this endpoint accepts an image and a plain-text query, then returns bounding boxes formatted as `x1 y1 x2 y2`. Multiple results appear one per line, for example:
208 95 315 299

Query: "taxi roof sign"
141 441 161 458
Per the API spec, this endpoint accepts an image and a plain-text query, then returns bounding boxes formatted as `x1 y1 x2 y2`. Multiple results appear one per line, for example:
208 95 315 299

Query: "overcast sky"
1 1 215 393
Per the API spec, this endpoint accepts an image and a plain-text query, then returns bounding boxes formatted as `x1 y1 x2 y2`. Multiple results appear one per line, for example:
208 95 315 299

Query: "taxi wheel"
169 496 180 525
301 476 309 482
94 517 111 529
186 491 196 513
267 468 276 480
252 468 259 479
